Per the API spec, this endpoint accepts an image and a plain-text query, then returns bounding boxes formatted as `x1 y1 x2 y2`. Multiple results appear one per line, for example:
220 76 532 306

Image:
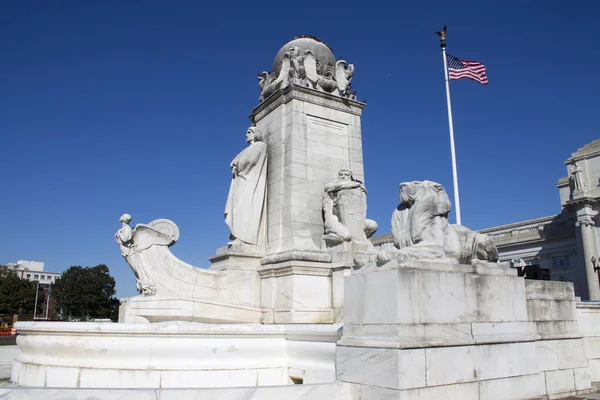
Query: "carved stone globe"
272 36 336 76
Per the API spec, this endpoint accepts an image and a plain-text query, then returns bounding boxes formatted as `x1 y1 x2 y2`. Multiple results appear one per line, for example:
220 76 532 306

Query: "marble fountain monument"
8 36 600 400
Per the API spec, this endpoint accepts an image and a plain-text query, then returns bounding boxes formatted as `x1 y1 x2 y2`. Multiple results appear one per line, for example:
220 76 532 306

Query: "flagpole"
438 27 462 225
33 283 39 320
45 288 50 320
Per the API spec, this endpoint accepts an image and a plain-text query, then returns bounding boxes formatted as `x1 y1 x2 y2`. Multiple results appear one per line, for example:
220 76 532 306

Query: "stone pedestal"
336 260 593 399
251 85 366 265
339 261 536 350
11 321 342 389
258 261 347 324
246 85 366 323
208 245 265 271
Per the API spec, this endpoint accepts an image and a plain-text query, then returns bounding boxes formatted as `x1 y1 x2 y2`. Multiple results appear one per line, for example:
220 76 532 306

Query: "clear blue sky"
1 1 598 298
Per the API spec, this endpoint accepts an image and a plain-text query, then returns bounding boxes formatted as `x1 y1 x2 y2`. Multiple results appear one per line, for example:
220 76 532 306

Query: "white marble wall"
523 280 592 397
338 261 594 399
11 321 341 389
1 382 357 400
0 345 19 379
577 302 600 382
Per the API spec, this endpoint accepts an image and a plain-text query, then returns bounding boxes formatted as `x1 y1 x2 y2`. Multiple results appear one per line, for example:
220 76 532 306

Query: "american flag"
446 54 488 85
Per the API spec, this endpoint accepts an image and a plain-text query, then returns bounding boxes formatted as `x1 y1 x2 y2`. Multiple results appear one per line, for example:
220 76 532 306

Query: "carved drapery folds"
224 127 268 248
258 37 357 102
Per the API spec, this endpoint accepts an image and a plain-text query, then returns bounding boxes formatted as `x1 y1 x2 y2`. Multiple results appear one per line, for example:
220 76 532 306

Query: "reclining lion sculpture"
379 180 498 265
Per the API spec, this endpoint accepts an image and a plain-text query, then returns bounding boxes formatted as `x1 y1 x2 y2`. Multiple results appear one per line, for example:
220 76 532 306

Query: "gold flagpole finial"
435 25 447 48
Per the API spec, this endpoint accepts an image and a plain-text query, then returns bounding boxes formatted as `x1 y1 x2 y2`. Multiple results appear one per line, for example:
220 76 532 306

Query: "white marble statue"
323 193 351 244
323 169 377 246
258 54 290 102
334 60 354 97
303 53 355 98
288 46 306 83
224 126 268 247
115 214 179 296
570 162 586 191
379 180 498 265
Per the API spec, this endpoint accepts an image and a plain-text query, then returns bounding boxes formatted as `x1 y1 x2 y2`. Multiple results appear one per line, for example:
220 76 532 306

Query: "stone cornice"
370 233 393 245
565 139 600 163
258 262 333 278
250 84 365 123
564 196 598 207
478 214 576 248
478 215 561 234
556 176 569 188
208 249 265 264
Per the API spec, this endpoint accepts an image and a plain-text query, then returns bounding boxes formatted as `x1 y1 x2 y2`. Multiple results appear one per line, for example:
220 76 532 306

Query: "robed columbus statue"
224 126 268 247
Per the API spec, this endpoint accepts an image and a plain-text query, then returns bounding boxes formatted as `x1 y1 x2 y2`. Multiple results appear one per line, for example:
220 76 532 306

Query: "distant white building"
3 260 61 284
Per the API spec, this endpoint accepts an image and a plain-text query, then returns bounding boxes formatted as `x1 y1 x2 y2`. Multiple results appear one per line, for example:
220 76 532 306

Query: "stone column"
250 85 366 264
249 85 366 324
575 204 600 300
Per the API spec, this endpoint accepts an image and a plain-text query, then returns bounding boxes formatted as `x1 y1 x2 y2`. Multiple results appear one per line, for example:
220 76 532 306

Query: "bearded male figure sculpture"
323 169 377 247
379 180 498 265
224 126 268 247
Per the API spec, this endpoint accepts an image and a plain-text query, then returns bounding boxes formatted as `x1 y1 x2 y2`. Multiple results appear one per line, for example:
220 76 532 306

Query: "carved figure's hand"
377 250 394 264
231 165 238 177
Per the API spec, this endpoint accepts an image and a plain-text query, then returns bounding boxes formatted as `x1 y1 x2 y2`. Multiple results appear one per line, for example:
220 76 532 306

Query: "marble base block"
209 245 265 271
341 260 536 348
337 259 594 398
337 342 538 390
1 382 358 400
526 280 581 340
259 260 338 324
12 321 341 389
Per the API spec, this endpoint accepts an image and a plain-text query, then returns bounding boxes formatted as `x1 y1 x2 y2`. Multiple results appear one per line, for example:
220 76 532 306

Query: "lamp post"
592 256 600 291
33 283 39 320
